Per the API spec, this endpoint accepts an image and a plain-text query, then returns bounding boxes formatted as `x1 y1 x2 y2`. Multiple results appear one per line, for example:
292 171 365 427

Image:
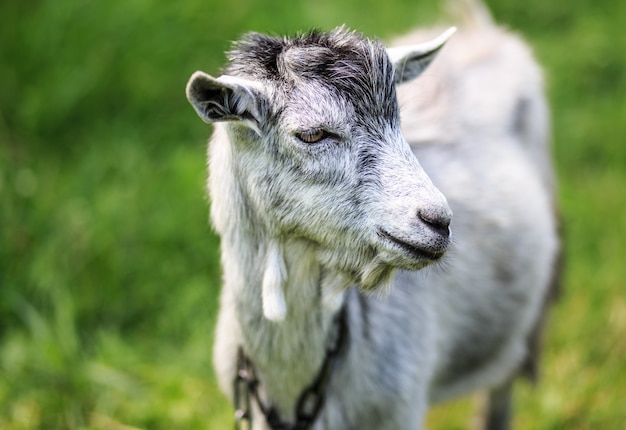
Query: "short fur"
186 11 559 430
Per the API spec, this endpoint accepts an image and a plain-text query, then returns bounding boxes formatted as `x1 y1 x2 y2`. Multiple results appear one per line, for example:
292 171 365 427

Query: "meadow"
1 0 625 428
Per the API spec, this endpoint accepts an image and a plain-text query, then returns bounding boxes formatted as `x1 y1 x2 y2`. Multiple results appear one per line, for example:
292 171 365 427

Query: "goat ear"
388 27 456 84
185 71 266 124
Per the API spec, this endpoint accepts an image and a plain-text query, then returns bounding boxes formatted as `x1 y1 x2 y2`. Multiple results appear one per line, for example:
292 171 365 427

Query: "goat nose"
418 209 451 238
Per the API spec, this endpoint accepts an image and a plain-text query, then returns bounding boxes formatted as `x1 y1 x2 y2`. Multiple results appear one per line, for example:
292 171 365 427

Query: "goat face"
186 28 455 290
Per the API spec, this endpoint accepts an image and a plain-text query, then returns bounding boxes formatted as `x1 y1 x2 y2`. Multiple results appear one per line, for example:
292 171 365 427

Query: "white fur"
262 240 288 321
186 11 559 430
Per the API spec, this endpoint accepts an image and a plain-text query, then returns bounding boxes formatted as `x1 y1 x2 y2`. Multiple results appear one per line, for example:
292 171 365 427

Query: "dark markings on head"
225 27 399 119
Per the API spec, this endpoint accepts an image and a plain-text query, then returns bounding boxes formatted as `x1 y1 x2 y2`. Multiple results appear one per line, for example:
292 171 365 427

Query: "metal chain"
234 349 255 430
233 306 347 430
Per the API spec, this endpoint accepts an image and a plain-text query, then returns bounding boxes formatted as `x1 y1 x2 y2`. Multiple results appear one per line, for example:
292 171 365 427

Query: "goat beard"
316 245 397 293
358 258 397 292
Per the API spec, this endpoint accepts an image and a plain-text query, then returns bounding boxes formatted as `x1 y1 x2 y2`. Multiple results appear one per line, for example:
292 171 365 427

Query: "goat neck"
209 123 347 420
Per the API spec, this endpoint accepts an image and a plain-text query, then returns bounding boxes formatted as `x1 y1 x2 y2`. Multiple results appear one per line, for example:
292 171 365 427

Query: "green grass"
1 0 625 428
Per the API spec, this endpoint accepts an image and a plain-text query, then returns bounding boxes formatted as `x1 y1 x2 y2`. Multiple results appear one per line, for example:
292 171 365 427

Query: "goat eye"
295 129 327 144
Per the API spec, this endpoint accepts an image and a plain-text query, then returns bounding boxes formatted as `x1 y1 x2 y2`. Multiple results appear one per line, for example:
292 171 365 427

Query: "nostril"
418 210 451 238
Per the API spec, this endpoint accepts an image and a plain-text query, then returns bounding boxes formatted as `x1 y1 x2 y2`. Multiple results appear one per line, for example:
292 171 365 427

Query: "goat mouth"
377 228 446 262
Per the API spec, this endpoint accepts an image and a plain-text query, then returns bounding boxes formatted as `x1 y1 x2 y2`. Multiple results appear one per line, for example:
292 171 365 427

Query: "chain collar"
234 306 348 430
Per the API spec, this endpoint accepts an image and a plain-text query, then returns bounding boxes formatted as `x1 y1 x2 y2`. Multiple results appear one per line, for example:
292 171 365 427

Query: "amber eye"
295 129 327 144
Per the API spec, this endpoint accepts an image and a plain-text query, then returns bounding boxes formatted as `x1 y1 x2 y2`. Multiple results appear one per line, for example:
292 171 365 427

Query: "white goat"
185 9 559 430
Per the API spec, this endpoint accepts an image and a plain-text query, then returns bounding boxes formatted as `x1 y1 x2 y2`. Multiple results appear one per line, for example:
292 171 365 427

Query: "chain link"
234 349 254 430
232 306 347 430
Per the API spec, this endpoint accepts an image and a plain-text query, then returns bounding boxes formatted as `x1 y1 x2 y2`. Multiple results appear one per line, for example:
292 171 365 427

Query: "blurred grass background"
1 0 624 428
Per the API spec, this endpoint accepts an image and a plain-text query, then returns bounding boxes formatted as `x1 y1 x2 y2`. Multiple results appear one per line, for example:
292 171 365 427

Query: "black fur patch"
225 27 398 119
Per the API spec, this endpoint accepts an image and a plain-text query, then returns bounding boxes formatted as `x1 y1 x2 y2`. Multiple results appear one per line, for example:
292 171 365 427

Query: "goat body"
186 13 559 430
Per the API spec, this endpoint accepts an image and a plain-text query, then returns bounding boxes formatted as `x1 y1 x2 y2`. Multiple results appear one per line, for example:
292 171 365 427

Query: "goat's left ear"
186 71 267 124
388 27 456 85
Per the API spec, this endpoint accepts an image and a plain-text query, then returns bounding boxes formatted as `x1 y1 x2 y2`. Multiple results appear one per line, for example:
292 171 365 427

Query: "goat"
185 8 559 430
